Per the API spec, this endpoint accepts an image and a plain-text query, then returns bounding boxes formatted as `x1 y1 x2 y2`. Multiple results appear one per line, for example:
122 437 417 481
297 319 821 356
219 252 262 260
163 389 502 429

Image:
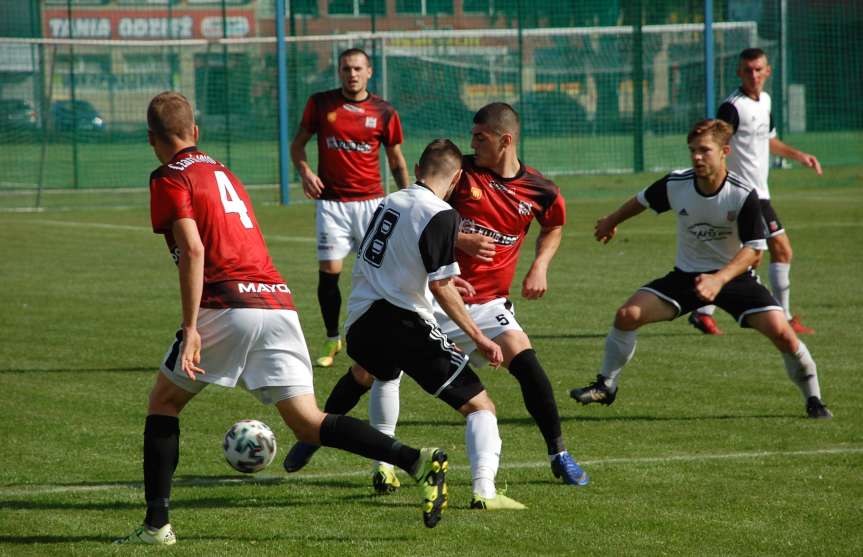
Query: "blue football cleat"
551 451 589 486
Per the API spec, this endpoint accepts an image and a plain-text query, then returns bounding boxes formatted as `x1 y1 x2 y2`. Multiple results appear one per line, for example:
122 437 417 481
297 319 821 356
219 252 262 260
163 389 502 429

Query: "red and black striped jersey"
149 147 294 310
451 156 566 304
300 89 403 201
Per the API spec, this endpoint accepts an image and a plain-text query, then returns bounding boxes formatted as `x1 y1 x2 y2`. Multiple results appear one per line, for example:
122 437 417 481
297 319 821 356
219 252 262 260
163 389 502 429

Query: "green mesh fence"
0 0 860 210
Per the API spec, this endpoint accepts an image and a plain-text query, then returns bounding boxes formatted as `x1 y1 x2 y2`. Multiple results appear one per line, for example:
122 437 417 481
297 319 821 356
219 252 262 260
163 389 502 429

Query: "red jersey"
300 89 404 201
149 146 295 310
452 156 566 304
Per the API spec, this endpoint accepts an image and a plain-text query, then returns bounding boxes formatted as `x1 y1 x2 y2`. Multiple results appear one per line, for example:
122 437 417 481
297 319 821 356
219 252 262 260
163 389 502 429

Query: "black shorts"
346 299 485 410
640 268 783 327
760 199 785 237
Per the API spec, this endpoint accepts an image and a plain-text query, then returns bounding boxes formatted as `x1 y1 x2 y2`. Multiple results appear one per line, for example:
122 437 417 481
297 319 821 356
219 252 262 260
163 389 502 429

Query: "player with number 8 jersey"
150 147 294 310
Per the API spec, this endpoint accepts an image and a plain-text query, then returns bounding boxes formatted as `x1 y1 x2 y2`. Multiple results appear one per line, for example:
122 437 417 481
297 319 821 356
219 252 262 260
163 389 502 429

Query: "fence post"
221 0 232 167
276 0 290 205
632 0 644 173
67 0 80 189
704 0 715 118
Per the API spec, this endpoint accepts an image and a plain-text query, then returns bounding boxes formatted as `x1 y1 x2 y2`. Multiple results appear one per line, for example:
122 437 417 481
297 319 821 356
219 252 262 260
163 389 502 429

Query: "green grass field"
1 167 861 555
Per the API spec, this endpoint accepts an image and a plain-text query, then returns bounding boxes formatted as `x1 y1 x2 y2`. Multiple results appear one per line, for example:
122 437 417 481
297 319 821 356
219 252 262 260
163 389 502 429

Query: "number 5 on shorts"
215 171 253 229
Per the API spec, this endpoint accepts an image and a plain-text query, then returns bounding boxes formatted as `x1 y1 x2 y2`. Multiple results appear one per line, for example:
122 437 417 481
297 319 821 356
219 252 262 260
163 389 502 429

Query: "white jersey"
346 183 461 328
637 169 768 273
717 88 777 199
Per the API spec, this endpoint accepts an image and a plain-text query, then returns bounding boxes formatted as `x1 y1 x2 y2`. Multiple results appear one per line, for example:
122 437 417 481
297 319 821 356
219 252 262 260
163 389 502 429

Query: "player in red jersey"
283 104 589 494
115 93 449 546
291 48 410 369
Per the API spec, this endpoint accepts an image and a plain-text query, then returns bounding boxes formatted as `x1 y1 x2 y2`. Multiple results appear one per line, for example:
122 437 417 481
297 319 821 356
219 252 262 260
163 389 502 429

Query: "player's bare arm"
385 143 410 189
522 225 562 300
452 276 476 298
595 196 647 243
172 217 206 380
290 128 326 198
769 137 823 175
429 276 503 367
456 232 496 262
694 246 761 302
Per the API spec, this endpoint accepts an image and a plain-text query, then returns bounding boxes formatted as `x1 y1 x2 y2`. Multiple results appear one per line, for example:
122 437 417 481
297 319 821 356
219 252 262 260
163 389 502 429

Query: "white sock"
769 262 792 320
465 410 500 499
600 327 637 390
782 341 821 400
368 373 402 470
696 305 716 316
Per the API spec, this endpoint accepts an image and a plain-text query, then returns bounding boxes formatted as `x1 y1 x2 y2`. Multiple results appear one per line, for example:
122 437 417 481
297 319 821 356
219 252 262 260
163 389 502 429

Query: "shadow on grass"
0 366 152 373
398 413 793 428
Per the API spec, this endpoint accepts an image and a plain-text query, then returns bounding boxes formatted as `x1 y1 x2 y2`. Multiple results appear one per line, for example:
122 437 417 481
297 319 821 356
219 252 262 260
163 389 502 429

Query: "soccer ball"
223 419 277 474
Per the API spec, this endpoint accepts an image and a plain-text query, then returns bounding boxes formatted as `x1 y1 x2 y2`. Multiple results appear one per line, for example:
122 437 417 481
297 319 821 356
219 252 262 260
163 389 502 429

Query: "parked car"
0 99 38 132
51 99 106 133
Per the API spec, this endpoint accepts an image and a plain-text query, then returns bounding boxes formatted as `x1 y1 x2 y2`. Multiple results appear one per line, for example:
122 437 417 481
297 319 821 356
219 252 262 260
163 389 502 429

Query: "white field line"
7 218 315 244
2 446 860 498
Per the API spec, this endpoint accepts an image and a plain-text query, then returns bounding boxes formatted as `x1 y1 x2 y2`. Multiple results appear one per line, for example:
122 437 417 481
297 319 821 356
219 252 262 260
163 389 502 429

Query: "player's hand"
474 335 503 368
521 265 548 299
594 216 618 243
456 233 496 262
694 274 723 303
452 276 476 298
300 171 325 199
180 327 205 380
801 153 822 176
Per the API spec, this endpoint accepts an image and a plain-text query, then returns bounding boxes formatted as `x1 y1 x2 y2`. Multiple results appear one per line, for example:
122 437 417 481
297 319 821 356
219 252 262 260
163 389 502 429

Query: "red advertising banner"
42 8 256 39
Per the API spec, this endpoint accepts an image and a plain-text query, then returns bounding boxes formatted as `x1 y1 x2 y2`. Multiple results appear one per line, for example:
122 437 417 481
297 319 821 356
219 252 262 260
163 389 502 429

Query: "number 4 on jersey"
215 170 253 229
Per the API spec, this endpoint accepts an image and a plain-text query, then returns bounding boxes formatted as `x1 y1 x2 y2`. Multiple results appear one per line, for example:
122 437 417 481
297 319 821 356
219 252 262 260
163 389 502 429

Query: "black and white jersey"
637 169 768 273
717 88 777 199
346 183 460 328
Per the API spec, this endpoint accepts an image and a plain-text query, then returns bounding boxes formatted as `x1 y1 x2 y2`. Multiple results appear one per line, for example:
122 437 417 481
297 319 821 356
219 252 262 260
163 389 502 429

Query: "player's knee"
459 391 496 416
349 364 375 387
614 305 642 330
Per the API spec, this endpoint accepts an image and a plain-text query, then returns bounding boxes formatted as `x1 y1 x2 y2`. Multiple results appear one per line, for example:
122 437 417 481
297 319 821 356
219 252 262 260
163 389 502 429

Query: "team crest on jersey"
726 211 737 222
327 111 337 123
470 186 482 200
518 200 532 216
365 116 377 128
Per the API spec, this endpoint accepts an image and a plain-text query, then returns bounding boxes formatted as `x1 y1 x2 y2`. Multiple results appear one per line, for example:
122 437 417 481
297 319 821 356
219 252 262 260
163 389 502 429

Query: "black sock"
143 414 180 529
317 271 341 338
508 349 565 455
323 368 370 415
318 414 420 475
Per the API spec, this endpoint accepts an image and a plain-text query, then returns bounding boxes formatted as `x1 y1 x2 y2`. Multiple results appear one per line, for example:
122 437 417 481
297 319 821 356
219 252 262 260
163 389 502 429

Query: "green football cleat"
315 338 342 368
412 448 448 528
113 523 176 545
470 491 527 510
372 464 401 494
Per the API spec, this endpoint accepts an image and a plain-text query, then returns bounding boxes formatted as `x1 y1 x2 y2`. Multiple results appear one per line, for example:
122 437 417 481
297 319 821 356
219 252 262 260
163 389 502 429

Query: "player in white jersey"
570 120 831 419
690 48 821 336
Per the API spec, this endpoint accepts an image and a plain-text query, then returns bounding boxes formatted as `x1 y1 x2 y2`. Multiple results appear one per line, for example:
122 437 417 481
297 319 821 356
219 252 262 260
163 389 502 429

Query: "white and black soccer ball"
223 419 277 474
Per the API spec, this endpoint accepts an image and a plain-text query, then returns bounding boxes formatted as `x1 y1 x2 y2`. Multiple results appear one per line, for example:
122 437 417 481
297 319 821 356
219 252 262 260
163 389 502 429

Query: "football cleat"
113 523 176 546
570 374 617 406
551 451 590 486
283 441 320 473
372 464 401 494
315 338 343 368
413 448 448 528
806 397 832 419
470 491 527 510
789 315 815 335
688 312 724 335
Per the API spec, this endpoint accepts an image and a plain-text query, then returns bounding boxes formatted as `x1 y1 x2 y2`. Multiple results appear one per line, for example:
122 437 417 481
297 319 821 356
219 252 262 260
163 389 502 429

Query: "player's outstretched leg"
570 326 636 405
316 270 343 367
283 366 372 473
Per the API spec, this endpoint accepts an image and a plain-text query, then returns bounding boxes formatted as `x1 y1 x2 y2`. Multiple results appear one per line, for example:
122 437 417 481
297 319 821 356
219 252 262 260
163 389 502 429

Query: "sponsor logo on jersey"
679 208 689 216
470 186 482 200
237 282 291 294
364 116 377 128
488 180 511 195
327 111 337 123
342 104 364 113
460 218 518 246
325 136 372 154
687 223 732 242
167 153 216 171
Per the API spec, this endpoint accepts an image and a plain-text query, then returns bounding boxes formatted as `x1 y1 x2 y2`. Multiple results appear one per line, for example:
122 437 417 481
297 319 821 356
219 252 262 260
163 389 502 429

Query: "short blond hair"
147 91 195 143
687 119 733 147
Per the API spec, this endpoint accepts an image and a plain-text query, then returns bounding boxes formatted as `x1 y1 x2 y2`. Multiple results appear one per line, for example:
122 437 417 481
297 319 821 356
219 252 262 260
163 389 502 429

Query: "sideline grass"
0 168 861 555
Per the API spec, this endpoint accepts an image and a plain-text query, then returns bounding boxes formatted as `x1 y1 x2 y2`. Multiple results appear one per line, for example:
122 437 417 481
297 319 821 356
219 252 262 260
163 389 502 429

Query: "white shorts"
434 298 523 367
160 308 314 404
316 198 382 261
